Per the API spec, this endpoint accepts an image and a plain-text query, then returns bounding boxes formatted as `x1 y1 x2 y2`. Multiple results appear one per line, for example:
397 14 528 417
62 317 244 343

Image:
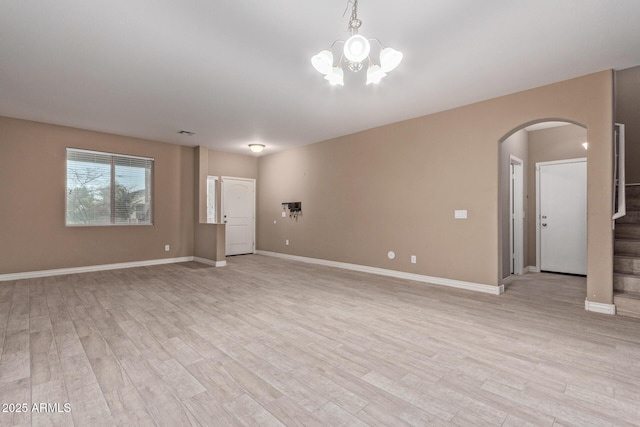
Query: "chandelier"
311 0 403 86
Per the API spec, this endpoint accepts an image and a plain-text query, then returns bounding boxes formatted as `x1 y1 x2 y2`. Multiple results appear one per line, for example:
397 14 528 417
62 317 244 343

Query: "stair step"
613 255 640 275
615 223 640 239
616 211 640 224
614 239 640 256
626 199 640 210
614 291 640 318
617 186 640 212
624 185 640 197
611 187 640 318
624 186 640 209
624 186 640 199
614 273 640 292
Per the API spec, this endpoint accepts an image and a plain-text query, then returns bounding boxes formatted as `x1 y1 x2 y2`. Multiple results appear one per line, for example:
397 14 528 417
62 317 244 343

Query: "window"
207 176 218 223
66 148 153 226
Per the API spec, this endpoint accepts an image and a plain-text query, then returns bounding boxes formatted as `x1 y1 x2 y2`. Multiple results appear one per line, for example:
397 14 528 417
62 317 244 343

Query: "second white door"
537 159 587 275
222 177 255 256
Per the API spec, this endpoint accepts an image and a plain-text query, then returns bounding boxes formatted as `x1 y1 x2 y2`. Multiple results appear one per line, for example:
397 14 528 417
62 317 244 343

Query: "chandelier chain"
348 0 361 33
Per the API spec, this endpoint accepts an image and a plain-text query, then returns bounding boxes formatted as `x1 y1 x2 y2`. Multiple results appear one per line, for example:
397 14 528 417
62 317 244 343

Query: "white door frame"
510 155 524 275
221 176 256 255
535 158 587 271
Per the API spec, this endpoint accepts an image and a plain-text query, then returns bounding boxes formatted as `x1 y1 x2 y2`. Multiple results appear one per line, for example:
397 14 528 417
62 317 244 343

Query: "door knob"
542 223 548 227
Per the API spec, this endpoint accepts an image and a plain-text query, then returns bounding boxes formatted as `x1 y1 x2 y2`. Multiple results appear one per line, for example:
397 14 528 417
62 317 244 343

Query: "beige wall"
196 146 209 224
500 129 528 279
526 125 587 267
194 223 226 263
616 65 640 183
208 150 258 180
258 71 614 303
193 146 220 263
0 117 195 275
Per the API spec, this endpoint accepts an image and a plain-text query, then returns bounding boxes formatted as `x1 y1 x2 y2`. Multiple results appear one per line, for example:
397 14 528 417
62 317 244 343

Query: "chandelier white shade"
366 65 386 85
324 67 344 86
379 47 403 73
311 50 334 75
311 0 402 86
343 35 371 63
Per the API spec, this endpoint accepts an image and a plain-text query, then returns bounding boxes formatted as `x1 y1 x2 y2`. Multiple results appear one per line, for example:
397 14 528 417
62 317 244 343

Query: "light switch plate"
454 210 468 219
282 212 286 217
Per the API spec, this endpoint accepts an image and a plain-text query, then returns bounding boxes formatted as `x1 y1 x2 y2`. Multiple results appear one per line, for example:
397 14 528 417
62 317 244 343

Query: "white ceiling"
1 1 640 156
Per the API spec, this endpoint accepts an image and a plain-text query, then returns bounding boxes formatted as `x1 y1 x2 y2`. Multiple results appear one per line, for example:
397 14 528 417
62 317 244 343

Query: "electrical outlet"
411 255 417 264
282 212 286 217
286 240 289 246
164 245 170 252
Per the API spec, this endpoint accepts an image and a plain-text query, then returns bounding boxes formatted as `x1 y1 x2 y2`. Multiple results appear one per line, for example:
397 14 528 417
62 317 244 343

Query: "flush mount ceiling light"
177 130 196 136
311 0 403 86
249 144 265 153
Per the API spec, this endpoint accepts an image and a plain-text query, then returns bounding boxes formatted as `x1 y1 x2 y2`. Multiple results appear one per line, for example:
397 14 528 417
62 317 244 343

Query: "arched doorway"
499 119 588 287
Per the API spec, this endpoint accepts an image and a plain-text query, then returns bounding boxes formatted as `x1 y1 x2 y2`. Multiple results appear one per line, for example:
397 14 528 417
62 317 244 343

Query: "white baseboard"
257 250 503 295
0 256 231 282
194 257 226 267
584 299 616 315
525 265 540 273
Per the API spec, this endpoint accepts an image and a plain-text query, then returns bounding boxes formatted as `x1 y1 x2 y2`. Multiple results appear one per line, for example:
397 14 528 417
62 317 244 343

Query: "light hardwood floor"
1 255 640 426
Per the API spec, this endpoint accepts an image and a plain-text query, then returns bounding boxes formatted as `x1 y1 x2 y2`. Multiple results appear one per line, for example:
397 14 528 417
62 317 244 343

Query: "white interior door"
222 177 255 256
537 159 587 275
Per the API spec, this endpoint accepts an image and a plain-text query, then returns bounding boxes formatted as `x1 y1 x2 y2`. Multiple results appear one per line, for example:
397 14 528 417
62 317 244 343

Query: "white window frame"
65 148 154 226
207 176 218 223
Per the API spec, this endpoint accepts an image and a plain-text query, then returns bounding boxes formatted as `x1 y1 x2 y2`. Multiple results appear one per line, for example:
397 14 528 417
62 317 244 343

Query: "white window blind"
66 148 153 226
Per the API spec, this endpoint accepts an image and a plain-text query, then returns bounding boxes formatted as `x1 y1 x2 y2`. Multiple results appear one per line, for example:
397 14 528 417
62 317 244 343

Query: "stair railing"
612 123 626 221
